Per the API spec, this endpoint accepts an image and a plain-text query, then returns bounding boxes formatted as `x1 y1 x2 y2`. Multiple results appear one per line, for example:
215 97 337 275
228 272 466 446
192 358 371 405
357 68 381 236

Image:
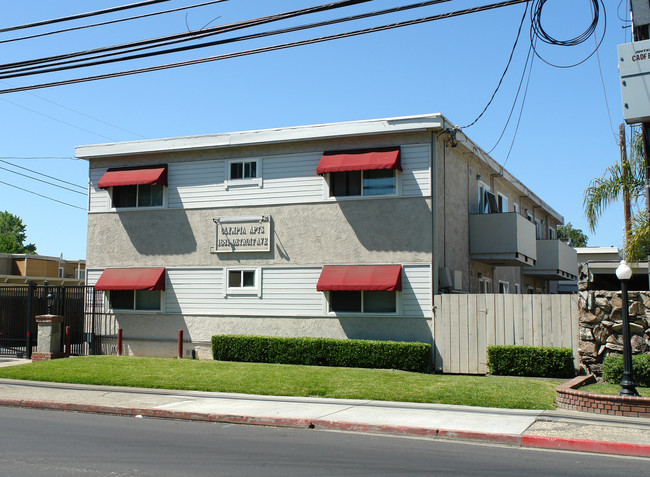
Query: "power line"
0 0 530 95
0 0 228 46
0 0 174 34
0 160 86 190
459 2 528 130
0 165 86 195
0 180 86 211
0 0 375 75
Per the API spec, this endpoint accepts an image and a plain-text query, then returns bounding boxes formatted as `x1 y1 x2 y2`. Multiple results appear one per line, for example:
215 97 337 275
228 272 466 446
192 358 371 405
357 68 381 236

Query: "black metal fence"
0 283 112 358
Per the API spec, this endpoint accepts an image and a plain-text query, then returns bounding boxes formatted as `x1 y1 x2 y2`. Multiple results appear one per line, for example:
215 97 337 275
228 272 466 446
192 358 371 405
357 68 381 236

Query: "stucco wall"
87 198 432 268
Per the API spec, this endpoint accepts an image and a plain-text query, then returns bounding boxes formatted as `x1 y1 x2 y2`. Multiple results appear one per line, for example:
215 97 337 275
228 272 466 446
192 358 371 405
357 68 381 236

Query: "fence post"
25 281 35 359
65 326 71 357
177 330 183 359
117 328 123 356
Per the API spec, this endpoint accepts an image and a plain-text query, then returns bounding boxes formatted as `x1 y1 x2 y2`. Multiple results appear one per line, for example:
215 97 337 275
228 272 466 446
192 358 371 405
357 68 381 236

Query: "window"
58 267 64 278
226 159 262 189
224 268 261 296
478 276 492 293
514 283 521 294
112 183 164 208
535 219 541 240
75 269 86 280
329 290 396 313
513 203 519 214
498 281 509 294
478 182 498 213
329 169 396 197
497 193 508 213
109 290 161 311
549 227 555 240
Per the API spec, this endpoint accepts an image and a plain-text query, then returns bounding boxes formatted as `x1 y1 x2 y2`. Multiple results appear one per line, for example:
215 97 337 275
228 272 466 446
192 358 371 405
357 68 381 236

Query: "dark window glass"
230 162 243 180
330 291 362 312
231 161 257 180
135 290 161 310
137 184 164 207
228 270 242 288
363 170 395 195
110 290 134 309
364 291 396 313
112 185 137 208
330 171 361 197
245 161 257 179
242 270 256 287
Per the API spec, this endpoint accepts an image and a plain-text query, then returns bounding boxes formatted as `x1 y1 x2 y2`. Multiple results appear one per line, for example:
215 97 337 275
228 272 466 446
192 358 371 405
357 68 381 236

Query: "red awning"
316 265 402 292
98 165 168 189
316 147 401 175
95 268 166 291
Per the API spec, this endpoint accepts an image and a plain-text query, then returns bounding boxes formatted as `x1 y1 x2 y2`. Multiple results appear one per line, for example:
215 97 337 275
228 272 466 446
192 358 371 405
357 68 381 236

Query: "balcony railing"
523 239 578 280
469 213 537 267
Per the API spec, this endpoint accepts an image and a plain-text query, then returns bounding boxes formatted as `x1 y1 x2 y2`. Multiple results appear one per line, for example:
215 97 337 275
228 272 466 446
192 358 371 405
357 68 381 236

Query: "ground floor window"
110 290 161 311
479 277 492 294
329 290 396 313
498 281 509 294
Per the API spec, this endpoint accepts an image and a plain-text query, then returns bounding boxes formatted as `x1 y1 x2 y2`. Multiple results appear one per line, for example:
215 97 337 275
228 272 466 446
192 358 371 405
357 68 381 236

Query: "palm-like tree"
583 130 647 262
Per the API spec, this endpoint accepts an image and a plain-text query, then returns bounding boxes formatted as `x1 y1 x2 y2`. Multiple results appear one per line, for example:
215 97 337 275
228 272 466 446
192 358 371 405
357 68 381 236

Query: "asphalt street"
0 407 647 476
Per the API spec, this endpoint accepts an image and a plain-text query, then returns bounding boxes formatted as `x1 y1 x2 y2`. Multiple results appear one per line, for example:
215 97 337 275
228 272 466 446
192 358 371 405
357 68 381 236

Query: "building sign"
214 215 271 253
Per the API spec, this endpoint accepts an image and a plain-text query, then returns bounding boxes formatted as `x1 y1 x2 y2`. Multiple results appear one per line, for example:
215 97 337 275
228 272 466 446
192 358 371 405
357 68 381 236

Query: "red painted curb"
1 397 649 457
522 435 650 458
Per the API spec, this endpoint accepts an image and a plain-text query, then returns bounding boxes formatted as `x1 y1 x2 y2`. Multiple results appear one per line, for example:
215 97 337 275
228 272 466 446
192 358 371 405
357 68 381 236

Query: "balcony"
523 239 578 280
469 213 537 267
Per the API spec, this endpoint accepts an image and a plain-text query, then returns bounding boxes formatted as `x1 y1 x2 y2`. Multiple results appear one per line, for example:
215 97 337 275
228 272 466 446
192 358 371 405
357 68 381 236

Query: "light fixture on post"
615 260 638 396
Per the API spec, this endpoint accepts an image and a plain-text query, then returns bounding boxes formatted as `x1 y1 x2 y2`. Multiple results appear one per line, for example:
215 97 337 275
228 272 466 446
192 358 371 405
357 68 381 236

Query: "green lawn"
580 382 650 397
0 356 562 410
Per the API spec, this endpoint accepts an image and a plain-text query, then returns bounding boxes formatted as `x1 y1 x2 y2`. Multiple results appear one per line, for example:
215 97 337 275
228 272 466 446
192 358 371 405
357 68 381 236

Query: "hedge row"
487 345 575 378
211 335 431 373
602 354 650 387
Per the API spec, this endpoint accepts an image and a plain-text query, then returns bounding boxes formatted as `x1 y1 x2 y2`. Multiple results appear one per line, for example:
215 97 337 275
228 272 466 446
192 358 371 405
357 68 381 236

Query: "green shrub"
602 354 650 387
487 345 574 378
211 335 431 373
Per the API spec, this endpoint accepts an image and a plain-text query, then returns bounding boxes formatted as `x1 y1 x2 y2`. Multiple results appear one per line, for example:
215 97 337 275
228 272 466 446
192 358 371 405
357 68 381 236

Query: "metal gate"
0 283 111 358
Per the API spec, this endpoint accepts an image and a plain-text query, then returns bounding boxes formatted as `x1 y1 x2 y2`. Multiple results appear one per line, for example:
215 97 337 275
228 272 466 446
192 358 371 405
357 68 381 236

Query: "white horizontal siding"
88 168 110 212
89 266 431 318
167 161 223 209
402 265 432 317
401 144 431 197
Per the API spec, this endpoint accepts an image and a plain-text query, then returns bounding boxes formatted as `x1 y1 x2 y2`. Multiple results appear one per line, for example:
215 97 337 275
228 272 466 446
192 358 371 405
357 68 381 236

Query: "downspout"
431 129 438 298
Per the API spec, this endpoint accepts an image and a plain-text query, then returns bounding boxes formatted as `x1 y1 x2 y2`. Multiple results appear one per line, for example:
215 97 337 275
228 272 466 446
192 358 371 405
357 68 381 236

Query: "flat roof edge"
75 113 445 159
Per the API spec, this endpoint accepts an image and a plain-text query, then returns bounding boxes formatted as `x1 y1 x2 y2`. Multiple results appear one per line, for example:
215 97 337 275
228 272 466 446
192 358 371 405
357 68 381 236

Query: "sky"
0 0 635 259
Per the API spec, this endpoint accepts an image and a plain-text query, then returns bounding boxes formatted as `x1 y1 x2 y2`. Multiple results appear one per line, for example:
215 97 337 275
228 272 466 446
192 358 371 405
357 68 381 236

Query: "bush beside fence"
211 335 431 373
487 345 574 378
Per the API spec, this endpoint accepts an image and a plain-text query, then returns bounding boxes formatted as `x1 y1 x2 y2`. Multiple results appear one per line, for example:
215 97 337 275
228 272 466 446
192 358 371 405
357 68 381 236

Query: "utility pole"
620 123 632 244
627 1 650 288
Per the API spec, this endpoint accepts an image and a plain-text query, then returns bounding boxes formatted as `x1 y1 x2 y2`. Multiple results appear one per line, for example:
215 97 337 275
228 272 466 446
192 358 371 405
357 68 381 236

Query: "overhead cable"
0 0 530 95
0 180 86 210
0 159 86 190
0 0 174 34
0 0 229 46
0 165 86 195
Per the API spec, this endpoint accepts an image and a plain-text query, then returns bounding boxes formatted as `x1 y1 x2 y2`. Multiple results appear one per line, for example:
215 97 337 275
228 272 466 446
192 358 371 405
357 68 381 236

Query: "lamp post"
615 260 639 396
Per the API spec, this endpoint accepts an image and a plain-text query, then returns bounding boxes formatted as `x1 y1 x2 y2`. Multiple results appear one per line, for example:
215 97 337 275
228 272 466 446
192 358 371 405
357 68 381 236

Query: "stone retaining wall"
577 289 650 376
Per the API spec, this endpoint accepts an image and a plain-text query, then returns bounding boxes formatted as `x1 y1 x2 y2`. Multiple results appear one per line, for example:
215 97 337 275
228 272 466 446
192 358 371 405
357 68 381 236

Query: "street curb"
1 397 649 457
522 435 650 458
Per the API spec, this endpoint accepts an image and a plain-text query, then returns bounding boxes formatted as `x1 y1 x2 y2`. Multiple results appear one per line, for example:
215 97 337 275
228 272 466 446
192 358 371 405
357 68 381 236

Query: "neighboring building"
76 113 577 358
0 253 85 285
572 247 648 291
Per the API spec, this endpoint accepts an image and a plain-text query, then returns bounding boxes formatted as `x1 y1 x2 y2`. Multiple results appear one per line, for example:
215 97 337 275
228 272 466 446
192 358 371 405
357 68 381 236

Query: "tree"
0 211 36 254
557 222 588 248
583 128 647 262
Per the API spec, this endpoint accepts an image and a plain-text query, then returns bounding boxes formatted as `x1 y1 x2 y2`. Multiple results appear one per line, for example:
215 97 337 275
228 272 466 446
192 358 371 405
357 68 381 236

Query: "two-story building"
76 113 577 358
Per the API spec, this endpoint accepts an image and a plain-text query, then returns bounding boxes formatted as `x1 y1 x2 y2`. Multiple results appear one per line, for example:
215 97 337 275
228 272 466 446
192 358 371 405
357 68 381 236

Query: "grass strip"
0 356 561 410
580 382 650 397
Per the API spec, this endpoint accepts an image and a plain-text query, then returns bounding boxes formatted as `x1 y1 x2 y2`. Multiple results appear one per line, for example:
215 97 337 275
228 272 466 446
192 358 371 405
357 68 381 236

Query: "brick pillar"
32 314 66 362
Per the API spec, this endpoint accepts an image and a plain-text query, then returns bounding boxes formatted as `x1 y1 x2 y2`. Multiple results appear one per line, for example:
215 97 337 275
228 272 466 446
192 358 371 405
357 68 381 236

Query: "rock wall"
578 289 650 376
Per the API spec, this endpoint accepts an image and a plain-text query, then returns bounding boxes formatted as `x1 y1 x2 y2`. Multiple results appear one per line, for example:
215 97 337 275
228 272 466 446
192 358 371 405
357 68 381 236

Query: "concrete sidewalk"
0 360 648 458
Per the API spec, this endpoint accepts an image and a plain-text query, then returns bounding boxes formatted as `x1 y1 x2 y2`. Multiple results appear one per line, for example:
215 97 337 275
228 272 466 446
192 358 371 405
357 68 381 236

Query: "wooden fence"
432 294 579 374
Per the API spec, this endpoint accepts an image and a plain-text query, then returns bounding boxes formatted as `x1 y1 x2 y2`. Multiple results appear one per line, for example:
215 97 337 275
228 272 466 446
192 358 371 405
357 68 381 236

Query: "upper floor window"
479 276 492 293
97 165 167 209
317 147 401 199
225 159 262 189
549 227 555 240
329 169 396 197
513 203 519 214
497 193 508 213
478 182 498 214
